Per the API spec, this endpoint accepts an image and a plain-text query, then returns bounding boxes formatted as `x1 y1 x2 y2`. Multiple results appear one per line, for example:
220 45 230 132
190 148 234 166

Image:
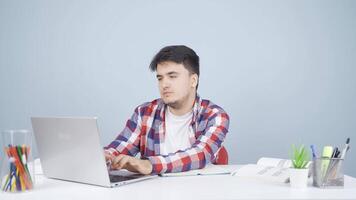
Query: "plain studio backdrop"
0 0 355 176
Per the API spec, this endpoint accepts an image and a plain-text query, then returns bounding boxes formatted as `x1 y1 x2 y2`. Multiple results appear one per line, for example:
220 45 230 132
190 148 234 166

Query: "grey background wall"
1 0 355 176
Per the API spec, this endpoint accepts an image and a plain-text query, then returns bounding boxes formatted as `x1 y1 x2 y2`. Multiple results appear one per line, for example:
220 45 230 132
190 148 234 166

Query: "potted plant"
289 144 310 188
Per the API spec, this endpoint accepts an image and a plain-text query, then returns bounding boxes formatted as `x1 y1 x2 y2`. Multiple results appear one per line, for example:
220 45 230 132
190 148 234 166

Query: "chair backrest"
214 146 228 165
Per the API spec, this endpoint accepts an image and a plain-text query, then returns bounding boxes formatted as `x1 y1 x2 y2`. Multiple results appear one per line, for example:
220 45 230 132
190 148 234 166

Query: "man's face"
156 61 197 107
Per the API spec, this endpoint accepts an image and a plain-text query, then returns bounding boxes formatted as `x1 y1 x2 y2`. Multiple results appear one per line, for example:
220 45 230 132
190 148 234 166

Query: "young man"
104 45 230 175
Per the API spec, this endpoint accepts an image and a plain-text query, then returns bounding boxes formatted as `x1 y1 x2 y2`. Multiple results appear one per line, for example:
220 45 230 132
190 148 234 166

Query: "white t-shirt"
160 107 193 155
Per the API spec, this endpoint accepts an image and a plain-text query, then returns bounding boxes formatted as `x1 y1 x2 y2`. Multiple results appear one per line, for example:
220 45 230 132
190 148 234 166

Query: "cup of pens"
0 130 35 192
312 157 344 188
311 138 350 188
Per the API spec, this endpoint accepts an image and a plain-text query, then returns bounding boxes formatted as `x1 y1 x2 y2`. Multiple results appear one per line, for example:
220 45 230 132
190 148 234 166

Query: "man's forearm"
137 159 153 175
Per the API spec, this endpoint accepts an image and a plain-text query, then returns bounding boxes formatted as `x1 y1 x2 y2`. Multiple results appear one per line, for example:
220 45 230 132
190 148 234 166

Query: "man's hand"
104 151 115 170
105 152 152 175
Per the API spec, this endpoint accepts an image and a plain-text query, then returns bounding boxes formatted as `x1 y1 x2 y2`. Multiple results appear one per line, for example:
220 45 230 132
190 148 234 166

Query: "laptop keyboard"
109 174 145 183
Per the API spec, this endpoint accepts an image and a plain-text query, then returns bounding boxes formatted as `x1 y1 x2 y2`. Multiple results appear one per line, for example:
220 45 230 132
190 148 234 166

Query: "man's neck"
168 92 196 116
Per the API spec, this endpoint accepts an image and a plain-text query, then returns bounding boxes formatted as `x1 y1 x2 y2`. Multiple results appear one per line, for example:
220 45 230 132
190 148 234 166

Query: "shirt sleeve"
147 108 230 174
105 106 142 157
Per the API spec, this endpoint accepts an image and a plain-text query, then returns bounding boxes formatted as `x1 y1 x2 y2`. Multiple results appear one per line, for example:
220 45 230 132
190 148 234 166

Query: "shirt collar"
192 94 201 124
159 94 201 124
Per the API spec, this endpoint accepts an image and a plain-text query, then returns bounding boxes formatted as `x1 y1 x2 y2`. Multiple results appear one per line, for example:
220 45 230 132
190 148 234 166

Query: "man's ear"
191 74 198 88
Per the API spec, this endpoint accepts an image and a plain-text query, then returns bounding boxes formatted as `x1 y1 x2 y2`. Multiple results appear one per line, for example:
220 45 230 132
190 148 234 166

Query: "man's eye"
170 76 176 79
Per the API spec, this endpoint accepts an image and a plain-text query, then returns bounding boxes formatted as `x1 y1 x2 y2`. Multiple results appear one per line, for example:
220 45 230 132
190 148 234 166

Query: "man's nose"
161 79 170 89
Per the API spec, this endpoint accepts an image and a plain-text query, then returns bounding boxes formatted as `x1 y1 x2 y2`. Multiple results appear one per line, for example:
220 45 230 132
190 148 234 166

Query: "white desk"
1 165 356 200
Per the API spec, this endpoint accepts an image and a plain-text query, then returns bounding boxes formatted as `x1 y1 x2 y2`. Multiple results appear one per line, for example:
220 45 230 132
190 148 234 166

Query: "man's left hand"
110 154 153 175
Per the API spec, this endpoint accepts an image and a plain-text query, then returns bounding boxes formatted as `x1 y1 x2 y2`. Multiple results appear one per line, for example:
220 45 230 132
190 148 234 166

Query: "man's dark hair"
149 45 200 88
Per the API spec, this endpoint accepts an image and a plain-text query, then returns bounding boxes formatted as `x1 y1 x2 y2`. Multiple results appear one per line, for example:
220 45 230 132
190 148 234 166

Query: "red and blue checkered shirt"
105 95 230 174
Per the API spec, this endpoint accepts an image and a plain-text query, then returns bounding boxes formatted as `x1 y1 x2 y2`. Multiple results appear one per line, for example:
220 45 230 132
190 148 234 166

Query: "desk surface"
2 165 356 200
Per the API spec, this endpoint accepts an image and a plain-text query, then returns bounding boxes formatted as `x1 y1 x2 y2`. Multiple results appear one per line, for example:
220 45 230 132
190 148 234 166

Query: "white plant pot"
289 168 309 188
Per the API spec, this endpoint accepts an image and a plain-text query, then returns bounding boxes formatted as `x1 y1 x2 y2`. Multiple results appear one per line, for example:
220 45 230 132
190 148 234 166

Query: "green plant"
290 144 310 169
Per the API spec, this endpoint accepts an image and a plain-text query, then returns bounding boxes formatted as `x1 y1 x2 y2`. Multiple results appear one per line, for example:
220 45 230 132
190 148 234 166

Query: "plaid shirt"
105 95 230 174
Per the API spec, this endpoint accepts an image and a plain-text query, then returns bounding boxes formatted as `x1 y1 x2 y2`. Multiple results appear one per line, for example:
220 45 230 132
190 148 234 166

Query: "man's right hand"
104 151 114 169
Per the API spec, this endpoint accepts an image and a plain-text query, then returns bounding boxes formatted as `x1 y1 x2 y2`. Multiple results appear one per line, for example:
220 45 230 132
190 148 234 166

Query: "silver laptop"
31 117 156 187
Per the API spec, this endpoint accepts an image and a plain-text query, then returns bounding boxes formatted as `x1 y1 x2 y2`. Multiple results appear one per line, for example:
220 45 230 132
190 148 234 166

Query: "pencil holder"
0 130 35 192
312 157 344 188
